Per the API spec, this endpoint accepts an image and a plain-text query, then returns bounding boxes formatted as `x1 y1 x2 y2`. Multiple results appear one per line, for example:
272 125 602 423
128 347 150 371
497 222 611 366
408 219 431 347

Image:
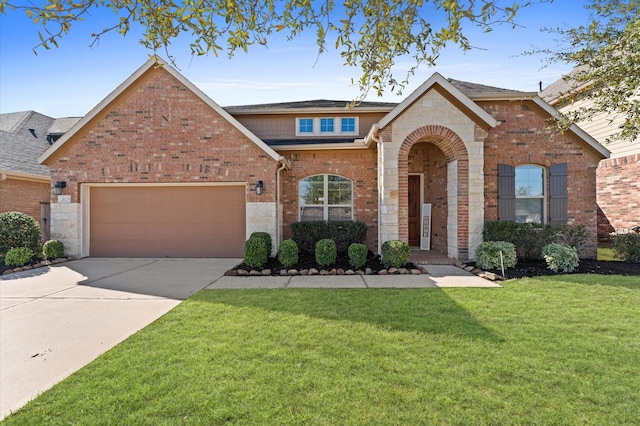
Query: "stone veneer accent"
246 201 278 255
50 202 82 257
380 90 486 261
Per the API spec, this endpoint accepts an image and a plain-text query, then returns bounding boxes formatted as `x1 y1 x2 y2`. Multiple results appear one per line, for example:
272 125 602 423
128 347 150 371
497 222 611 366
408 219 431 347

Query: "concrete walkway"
1 258 497 419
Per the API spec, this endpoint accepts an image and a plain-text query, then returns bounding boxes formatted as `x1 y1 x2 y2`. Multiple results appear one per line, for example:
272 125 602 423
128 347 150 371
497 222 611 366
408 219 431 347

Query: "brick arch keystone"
397 125 470 259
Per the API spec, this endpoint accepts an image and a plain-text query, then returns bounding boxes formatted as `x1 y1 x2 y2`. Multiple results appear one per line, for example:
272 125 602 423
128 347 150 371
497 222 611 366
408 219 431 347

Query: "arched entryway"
398 125 470 259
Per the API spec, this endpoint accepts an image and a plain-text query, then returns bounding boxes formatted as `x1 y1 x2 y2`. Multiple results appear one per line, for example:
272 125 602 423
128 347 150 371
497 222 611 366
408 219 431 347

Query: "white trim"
298 174 354 222
0 170 50 183
378 72 498 130
515 164 547 224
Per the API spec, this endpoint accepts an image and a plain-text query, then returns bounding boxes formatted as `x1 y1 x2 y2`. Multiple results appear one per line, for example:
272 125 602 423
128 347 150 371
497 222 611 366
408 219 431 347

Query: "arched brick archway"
398 125 470 259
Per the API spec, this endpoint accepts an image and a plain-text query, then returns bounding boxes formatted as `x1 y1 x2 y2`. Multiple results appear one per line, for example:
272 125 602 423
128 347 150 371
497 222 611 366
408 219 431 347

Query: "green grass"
598 246 620 261
4 275 640 425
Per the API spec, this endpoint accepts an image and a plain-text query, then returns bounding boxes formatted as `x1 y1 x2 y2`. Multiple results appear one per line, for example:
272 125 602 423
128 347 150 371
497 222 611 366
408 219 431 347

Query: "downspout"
275 158 288 249
365 124 383 254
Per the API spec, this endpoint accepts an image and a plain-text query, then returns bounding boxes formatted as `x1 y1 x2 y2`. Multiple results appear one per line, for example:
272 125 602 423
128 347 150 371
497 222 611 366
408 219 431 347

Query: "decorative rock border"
1 257 72 276
226 265 429 277
455 262 506 281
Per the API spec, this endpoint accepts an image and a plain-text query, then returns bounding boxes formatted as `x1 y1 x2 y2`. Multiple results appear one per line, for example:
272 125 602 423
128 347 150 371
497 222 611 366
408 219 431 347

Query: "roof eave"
225 106 395 115
531 97 610 158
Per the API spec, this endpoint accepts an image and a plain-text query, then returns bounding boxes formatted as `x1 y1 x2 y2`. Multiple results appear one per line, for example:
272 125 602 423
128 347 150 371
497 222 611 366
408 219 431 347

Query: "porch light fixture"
52 181 67 195
255 180 264 195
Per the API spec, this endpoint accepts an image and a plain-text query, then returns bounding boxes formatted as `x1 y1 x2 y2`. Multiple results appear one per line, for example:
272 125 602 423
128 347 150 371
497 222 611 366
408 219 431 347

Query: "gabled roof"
0 111 55 179
540 66 590 105
378 72 499 130
39 57 285 165
448 79 533 99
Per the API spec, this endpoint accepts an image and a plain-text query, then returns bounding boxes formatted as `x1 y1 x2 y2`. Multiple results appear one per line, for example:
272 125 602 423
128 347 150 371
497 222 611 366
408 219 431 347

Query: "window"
299 174 353 221
299 118 313 133
296 117 358 136
341 118 356 133
498 163 567 224
320 118 334 133
515 165 544 223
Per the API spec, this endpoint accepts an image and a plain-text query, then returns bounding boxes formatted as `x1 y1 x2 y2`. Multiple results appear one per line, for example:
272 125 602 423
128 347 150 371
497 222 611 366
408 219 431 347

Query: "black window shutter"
549 163 568 224
498 163 515 222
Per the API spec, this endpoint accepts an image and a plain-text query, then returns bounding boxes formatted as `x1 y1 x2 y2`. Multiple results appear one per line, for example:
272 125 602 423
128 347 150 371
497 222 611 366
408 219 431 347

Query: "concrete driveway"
0 258 239 419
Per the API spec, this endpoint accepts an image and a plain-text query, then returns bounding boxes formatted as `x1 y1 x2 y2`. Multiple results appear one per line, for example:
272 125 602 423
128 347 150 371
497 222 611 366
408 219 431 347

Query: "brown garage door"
90 185 245 257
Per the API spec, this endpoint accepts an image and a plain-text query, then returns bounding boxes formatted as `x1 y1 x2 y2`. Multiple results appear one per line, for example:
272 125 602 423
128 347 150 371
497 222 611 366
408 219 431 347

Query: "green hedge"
0 211 42 254
43 240 65 260
543 243 579 273
612 233 640 263
348 243 368 269
277 239 299 268
4 247 35 267
483 221 590 260
243 237 268 269
250 232 272 255
475 241 517 270
291 221 367 254
381 240 410 269
315 239 337 267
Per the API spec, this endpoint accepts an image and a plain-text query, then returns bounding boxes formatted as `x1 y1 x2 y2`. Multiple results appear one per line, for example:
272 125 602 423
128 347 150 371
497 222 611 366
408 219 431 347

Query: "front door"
408 175 421 246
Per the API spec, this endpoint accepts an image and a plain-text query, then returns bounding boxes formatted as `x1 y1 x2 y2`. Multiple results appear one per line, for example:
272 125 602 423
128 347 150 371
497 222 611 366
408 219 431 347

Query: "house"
38 57 609 260
0 111 80 241
541 71 640 240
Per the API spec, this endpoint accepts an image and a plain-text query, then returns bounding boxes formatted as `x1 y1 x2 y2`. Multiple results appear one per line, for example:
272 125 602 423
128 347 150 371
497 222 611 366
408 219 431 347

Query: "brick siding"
480 101 602 258
596 154 640 238
0 177 49 222
46 66 280 203
280 149 379 251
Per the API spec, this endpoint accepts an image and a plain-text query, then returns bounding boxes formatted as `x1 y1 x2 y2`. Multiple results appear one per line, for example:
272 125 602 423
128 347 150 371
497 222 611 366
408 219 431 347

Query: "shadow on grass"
531 273 640 289
197 288 502 341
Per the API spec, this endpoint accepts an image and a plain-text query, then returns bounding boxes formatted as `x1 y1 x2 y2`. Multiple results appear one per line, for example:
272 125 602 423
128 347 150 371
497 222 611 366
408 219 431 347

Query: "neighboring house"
0 111 80 241
39 58 608 260
541 72 640 240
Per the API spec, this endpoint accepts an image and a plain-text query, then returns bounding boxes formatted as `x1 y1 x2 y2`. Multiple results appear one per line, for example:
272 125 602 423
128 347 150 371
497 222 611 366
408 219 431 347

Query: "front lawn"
4 275 640 425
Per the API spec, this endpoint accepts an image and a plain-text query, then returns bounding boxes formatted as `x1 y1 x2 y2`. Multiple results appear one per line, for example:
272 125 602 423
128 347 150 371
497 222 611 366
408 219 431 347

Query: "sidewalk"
207 265 500 289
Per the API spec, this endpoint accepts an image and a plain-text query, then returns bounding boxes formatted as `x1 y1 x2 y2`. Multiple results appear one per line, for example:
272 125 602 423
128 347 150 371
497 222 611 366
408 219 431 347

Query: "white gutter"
364 124 384 254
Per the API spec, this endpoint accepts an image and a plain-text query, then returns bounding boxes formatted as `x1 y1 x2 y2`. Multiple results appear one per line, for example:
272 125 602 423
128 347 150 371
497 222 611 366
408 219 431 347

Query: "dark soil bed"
232 251 420 275
476 259 640 279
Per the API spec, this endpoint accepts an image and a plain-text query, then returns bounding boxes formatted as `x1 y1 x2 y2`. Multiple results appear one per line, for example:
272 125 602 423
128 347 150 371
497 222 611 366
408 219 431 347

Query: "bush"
4 247 35 267
243 237 268 269
348 243 368 269
291 221 367 254
475 241 517 270
43 240 65 260
0 211 42 254
277 239 299 268
543 243 579 273
612 233 640 263
250 232 272 255
315 239 337 267
483 221 591 260
381 240 410 269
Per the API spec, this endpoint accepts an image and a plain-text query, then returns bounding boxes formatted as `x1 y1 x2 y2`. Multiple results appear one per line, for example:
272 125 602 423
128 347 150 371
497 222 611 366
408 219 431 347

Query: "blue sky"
0 1 591 118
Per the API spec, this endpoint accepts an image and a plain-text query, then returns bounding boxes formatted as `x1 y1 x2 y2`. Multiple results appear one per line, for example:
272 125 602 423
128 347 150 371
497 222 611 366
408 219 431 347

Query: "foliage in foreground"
4 276 639 425
4 247 35 267
0 211 41 254
475 241 517 270
543 242 580 273
612 233 640 263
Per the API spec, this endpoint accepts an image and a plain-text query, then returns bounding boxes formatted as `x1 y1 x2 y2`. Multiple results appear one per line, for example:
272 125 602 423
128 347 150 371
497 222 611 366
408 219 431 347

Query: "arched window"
515 165 545 223
299 174 353 221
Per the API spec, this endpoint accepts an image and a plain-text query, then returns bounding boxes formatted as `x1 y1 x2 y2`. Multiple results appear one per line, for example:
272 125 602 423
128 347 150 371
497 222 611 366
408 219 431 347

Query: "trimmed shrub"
543 243 579 273
250 232 272 255
475 241 517 270
483 221 591 260
277 239 299 268
43 240 65 260
381 240 410 269
315 239 337 267
4 247 35 267
291 221 367 254
348 243 368 269
243 237 268 269
612 233 640 263
0 211 42 254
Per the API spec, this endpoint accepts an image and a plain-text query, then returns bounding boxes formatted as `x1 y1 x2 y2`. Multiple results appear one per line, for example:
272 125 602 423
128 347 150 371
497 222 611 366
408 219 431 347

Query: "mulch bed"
474 259 640 279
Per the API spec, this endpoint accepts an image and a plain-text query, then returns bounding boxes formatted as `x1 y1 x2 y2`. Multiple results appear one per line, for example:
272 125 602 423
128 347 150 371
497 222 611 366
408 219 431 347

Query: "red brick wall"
408 143 448 252
280 149 379 251
45 67 279 203
597 154 640 239
0 177 49 222
480 101 602 258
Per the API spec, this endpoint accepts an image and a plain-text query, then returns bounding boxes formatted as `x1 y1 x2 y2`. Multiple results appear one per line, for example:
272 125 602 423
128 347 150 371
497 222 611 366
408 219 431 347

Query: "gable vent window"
299 174 353 221
296 117 358 136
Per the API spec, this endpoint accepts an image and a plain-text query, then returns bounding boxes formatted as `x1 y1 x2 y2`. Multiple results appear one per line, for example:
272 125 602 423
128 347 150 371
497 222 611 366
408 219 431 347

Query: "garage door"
89 185 245 257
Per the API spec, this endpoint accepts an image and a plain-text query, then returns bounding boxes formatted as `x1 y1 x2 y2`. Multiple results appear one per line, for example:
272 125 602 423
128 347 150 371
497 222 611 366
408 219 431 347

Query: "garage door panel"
90 185 246 257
